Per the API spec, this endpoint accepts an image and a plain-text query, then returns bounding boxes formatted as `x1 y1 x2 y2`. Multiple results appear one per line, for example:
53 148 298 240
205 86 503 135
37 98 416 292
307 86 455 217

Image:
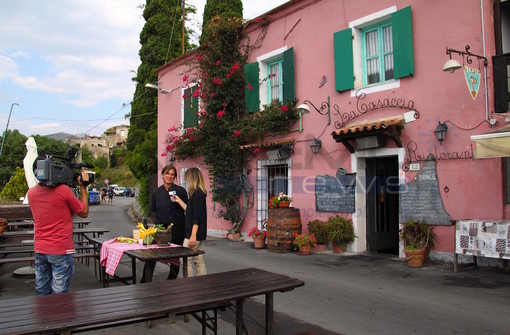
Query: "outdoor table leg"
266 293 273 335
236 299 243 335
143 261 153 283
131 257 136 284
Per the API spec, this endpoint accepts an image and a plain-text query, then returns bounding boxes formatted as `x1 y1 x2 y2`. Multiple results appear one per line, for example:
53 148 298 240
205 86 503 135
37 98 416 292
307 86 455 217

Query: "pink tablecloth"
100 238 180 276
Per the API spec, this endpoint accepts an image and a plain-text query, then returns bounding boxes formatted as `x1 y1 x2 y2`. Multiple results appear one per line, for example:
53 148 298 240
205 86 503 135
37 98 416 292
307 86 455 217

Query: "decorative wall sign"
332 90 418 129
402 141 474 171
464 65 481 100
399 156 451 225
315 168 356 213
456 220 510 260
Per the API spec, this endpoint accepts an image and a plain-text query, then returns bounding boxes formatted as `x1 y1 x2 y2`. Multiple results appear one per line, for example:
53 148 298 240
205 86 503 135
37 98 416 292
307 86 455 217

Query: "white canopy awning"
471 124 510 159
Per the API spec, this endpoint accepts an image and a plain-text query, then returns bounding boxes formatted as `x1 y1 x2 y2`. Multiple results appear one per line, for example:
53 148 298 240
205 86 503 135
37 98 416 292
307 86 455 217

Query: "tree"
0 167 28 202
0 130 27 190
202 0 243 36
32 135 68 159
127 0 194 216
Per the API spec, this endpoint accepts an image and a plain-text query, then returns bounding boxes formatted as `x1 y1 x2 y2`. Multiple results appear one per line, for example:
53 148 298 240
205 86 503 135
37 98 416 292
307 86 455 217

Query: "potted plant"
399 219 436 267
269 193 293 208
292 233 317 255
307 219 329 252
326 216 356 253
248 221 267 249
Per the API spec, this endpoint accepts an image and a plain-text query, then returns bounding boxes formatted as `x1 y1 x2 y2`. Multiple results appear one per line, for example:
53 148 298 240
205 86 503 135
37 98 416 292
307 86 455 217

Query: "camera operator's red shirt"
28 184 86 254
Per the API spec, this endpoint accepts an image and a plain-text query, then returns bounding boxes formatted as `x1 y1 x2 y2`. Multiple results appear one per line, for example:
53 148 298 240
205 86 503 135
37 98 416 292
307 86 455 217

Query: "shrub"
307 219 329 245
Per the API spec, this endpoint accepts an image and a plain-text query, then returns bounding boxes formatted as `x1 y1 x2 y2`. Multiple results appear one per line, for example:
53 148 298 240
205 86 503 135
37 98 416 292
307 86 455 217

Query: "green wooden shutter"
392 6 414 78
334 28 354 92
244 62 260 114
493 54 509 113
184 86 198 128
283 47 295 103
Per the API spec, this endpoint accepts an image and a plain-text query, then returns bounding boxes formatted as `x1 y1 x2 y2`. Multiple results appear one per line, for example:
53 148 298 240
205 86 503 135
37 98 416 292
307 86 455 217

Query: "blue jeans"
35 253 74 295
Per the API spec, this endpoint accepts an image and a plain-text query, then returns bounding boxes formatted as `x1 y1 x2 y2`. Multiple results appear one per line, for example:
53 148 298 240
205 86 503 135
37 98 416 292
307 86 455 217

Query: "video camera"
35 147 95 187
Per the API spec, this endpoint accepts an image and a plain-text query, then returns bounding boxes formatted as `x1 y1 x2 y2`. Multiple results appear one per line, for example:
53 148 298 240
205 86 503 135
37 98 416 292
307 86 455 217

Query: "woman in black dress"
172 167 207 276
141 165 188 282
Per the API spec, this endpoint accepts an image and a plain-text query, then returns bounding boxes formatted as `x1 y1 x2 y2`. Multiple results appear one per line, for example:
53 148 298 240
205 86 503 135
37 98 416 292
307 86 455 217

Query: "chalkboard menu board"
399 158 451 225
315 169 356 213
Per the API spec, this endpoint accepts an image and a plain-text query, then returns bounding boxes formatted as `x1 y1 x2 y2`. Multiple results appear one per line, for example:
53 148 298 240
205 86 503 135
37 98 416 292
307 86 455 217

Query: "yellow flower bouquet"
137 223 157 245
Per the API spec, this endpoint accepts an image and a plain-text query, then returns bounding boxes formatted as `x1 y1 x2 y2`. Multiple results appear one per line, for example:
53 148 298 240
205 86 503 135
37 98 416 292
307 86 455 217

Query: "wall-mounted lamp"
434 121 448 145
310 138 322 155
443 45 488 74
297 96 331 125
145 83 180 94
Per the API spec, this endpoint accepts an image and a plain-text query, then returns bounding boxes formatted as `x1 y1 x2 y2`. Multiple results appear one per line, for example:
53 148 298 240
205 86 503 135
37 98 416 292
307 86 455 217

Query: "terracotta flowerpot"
332 242 347 253
404 248 426 267
278 201 290 208
253 236 266 249
314 244 329 253
298 244 312 255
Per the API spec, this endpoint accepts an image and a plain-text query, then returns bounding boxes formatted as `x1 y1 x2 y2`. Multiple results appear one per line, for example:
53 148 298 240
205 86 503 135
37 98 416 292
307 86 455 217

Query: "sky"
0 0 289 138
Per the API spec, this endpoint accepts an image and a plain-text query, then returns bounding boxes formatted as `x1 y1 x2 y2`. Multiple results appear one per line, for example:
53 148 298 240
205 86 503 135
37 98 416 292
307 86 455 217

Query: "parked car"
113 186 125 196
125 187 135 197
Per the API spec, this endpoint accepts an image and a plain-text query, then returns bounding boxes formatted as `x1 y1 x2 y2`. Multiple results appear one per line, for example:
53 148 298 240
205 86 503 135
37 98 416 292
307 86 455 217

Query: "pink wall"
157 0 504 255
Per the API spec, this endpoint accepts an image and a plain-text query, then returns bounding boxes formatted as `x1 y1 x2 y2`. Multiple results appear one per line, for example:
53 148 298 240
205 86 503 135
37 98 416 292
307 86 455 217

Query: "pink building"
154 0 510 262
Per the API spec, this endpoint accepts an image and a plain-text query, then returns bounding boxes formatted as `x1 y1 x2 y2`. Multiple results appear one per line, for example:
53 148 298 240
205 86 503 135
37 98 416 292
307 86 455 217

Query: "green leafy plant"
162 16 299 233
326 216 356 245
293 233 317 249
399 219 436 250
307 219 329 245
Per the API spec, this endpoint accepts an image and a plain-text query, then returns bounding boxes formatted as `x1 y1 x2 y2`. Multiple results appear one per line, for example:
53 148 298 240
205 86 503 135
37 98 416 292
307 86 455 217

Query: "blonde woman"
171 167 207 276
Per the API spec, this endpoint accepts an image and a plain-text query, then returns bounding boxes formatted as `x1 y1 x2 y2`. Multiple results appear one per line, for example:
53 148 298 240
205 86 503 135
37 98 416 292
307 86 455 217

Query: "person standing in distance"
172 167 207 276
27 170 90 295
141 165 188 282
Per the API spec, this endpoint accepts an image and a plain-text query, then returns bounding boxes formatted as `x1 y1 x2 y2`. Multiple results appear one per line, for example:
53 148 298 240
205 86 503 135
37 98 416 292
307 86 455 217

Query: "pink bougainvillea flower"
217 110 225 117
280 105 289 112
166 145 172 151
182 74 189 82
233 130 241 137
213 77 223 85
253 148 261 154
226 73 231 78
247 84 253 90
210 92 216 98
161 152 167 157
223 102 226 107
192 89 201 97
183 93 190 99
216 60 221 65
254 17 262 23
232 63 239 71
197 54 204 61
269 73 276 78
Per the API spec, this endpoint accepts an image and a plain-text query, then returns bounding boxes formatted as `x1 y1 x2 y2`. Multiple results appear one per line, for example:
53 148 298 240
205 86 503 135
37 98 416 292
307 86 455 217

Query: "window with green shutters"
268 59 283 102
183 85 199 128
362 22 394 85
334 6 414 93
244 47 295 113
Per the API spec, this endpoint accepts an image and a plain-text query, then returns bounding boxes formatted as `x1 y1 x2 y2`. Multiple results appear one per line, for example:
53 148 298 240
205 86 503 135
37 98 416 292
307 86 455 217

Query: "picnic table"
0 268 305 335
90 237 204 287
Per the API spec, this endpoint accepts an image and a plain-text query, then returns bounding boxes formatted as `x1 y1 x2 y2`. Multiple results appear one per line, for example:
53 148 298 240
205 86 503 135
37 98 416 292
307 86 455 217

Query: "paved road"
1 197 509 334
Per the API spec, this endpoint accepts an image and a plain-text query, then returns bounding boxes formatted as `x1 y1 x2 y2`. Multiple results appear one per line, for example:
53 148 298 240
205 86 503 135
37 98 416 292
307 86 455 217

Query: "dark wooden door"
366 157 399 253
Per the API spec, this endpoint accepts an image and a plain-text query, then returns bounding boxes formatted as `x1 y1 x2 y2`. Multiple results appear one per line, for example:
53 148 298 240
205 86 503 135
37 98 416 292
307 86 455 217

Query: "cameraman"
27 170 90 295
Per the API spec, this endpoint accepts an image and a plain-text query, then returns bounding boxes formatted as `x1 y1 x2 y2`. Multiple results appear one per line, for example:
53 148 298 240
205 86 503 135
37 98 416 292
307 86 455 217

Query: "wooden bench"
0 268 304 335
0 252 98 266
